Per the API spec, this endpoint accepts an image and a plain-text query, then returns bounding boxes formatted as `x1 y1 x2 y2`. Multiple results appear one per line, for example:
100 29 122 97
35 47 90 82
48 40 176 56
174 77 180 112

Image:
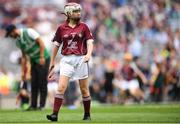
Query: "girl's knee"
81 88 90 96
57 85 66 94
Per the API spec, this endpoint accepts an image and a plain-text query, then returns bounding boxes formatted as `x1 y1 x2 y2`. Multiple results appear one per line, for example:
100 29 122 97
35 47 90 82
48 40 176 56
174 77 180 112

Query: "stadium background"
0 0 180 109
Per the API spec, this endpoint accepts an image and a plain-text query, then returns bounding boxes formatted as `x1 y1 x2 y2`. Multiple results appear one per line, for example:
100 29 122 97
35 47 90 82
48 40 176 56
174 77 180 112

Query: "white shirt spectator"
129 38 142 58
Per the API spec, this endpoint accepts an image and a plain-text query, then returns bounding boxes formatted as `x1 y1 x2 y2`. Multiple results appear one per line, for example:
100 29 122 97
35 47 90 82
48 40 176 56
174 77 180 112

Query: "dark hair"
5 24 16 37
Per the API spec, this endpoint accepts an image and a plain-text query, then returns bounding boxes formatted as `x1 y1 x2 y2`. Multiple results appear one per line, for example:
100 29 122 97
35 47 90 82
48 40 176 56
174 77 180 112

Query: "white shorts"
60 55 89 80
120 79 139 91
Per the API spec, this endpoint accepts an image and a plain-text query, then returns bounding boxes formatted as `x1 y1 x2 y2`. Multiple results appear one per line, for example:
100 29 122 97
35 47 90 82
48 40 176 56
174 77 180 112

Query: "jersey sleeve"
27 28 40 40
84 24 94 41
52 27 62 46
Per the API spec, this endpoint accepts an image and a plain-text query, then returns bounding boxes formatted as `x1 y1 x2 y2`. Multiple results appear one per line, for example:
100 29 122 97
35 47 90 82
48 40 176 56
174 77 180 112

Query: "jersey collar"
65 20 80 28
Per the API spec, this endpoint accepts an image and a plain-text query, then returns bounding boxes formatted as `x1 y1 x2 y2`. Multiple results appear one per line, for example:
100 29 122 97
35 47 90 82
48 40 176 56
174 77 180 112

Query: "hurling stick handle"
49 65 54 72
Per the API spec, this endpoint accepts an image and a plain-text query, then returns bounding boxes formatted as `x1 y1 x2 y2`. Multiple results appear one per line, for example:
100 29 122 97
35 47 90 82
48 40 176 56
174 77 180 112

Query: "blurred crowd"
0 0 180 108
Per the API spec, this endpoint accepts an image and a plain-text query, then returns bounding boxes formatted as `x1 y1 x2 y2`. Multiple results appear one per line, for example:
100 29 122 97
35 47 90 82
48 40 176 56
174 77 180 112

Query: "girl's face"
69 9 81 21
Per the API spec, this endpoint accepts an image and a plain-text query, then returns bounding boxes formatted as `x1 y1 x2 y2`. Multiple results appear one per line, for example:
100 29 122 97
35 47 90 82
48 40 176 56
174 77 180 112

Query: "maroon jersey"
121 65 136 81
53 21 93 55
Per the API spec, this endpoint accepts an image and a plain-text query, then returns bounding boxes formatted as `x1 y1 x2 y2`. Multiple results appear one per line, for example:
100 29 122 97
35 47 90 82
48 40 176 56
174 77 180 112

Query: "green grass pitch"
0 104 180 124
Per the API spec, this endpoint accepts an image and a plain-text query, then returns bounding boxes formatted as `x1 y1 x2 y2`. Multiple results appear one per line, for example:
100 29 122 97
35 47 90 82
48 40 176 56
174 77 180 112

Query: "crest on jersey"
79 32 83 38
64 34 68 38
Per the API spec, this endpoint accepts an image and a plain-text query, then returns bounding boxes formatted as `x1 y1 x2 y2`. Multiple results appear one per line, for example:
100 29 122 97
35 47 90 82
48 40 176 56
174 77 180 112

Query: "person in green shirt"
5 24 50 110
